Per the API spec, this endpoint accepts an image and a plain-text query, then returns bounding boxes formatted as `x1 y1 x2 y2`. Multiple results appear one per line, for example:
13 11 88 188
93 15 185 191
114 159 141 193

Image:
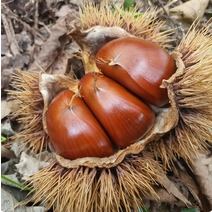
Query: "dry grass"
79 2 174 48
23 152 163 212
7 69 48 157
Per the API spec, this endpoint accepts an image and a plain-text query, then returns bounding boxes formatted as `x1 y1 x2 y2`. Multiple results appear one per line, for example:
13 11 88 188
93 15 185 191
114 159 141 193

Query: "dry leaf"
1 158 19 175
15 152 51 180
1 122 16 137
191 153 212 209
1 188 45 212
160 173 192 207
2 184 32 203
55 5 79 18
1 100 13 119
172 161 203 208
10 142 25 157
172 161 199 195
1 146 16 159
1 69 14 97
29 13 79 75
67 56 85 79
1 34 10 55
170 0 209 29
143 186 177 203
1 55 13 70
30 15 71 72
48 40 80 75
1 32 33 56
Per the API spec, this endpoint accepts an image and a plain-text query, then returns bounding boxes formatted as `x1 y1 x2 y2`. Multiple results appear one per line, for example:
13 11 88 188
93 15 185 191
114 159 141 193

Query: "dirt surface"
1 0 212 212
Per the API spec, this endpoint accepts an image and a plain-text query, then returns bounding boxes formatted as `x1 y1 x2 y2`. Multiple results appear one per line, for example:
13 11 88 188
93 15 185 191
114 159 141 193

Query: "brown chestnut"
96 37 176 107
79 73 155 148
46 90 113 160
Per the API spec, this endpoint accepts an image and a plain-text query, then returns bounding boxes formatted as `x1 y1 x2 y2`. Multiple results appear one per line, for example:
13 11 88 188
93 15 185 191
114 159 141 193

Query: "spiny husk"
14 71 168 211
23 152 163 212
79 2 174 48
24 3 180 209
148 21 212 168
10 3 212 211
70 2 174 74
7 69 48 156
66 2 183 169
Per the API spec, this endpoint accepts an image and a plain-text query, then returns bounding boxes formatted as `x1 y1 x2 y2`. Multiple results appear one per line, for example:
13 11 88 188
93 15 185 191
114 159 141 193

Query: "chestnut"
79 73 155 148
46 90 113 160
96 37 176 107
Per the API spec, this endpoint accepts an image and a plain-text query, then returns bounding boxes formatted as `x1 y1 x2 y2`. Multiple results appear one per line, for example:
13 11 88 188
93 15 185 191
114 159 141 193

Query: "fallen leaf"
191 153 212 209
1 32 32 56
172 161 203 209
55 4 79 18
1 146 16 159
67 0 85 6
30 14 77 73
46 0 54 8
1 122 16 136
15 152 51 180
12 54 30 69
1 184 32 203
160 173 192 207
169 0 209 30
48 37 80 75
143 186 177 203
1 55 13 70
67 55 85 79
18 31 33 52
1 69 14 97
1 188 45 212
29 15 69 72
1 100 13 119
10 142 25 158
1 158 19 175
172 161 199 195
1 34 10 55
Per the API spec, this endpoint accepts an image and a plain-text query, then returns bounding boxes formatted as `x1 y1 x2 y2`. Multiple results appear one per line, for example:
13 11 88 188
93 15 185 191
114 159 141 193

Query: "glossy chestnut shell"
46 90 113 160
96 37 176 107
79 73 155 148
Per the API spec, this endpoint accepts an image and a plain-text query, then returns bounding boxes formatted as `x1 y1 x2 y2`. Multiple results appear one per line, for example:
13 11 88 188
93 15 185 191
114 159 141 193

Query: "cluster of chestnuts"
46 37 176 160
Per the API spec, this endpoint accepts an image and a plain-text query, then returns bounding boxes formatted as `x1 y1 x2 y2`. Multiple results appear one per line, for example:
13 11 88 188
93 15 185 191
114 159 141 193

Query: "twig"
156 0 178 15
38 21 52 35
43 0 56 24
35 61 45 72
34 0 39 31
1 3 43 39
1 13 20 56
156 0 185 45
4 0 15 4
158 0 179 26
